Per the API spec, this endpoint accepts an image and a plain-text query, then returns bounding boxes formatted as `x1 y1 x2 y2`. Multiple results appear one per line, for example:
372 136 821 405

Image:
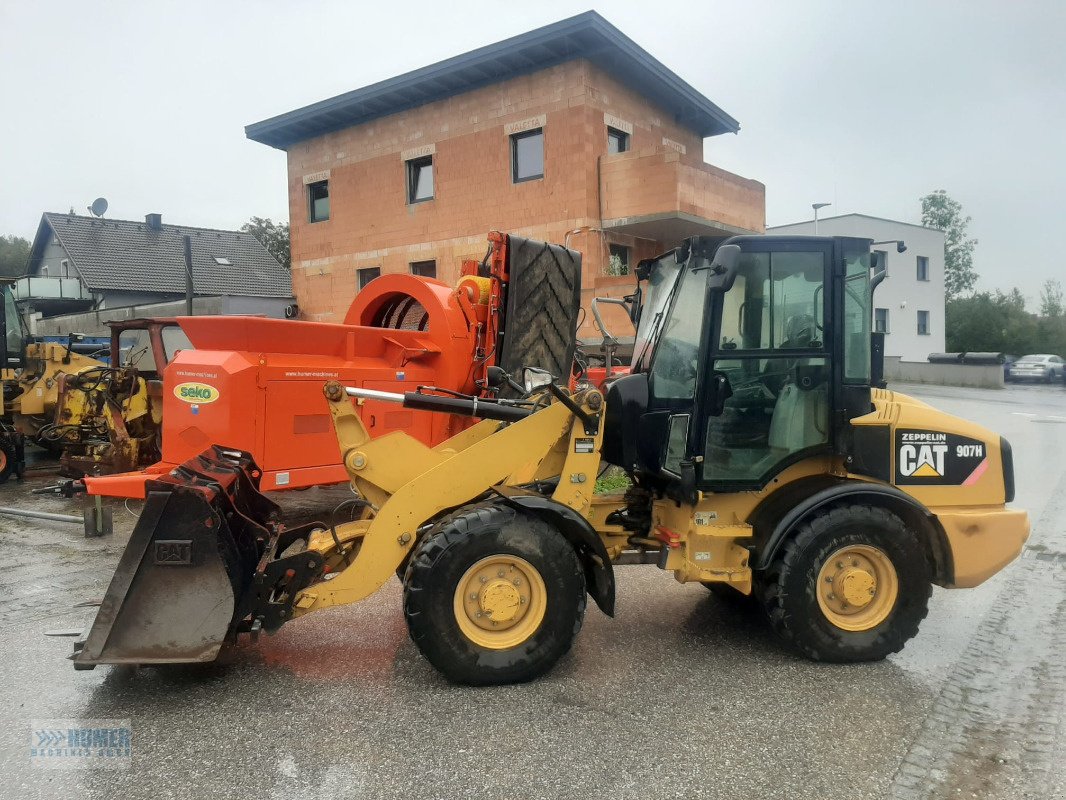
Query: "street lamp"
812 202 831 234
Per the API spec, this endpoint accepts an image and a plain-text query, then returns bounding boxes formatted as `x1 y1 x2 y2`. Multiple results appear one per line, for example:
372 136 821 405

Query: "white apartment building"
768 214 946 362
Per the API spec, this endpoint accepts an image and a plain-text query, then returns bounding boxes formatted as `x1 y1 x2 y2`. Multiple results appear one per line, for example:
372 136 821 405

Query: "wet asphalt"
0 382 1063 799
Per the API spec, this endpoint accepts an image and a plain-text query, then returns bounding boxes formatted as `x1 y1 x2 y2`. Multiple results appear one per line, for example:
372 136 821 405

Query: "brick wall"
285 58 762 338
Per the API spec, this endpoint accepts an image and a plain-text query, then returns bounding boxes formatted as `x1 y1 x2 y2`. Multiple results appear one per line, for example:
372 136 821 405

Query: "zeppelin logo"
154 540 192 565
174 382 219 404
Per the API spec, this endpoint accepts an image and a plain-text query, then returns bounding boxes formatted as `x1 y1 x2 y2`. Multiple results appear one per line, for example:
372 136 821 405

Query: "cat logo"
899 442 948 478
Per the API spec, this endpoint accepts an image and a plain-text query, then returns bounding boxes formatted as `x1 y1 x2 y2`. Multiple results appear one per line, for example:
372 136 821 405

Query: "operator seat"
767 314 827 452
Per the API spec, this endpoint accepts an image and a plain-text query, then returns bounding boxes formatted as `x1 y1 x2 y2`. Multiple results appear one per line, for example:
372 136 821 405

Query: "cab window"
703 248 830 486
648 267 709 402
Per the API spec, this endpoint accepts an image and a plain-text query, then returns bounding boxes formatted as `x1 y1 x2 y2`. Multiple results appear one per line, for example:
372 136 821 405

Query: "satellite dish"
88 197 108 217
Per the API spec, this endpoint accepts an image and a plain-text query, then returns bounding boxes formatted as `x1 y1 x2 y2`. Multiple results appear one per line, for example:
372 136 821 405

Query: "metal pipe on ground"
0 502 113 537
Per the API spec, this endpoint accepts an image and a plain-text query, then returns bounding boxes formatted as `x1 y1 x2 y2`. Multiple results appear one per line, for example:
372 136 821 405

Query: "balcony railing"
13 276 92 302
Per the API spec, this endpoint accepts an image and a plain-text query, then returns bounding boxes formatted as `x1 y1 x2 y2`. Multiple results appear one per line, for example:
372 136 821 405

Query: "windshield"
1017 355 1049 363
119 326 192 373
632 254 683 372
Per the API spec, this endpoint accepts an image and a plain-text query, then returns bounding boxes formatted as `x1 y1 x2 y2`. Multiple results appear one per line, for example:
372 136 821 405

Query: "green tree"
0 235 30 279
241 217 290 269
945 289 1036 354
920 190 978 300
1039 279 1063 317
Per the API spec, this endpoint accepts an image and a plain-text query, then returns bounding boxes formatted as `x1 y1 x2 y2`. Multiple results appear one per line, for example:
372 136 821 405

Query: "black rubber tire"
403 502 586 685
497 236 581 397
761 504 931 662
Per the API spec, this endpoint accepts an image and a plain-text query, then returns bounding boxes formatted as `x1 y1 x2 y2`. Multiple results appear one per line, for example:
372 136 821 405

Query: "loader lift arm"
72 379 613 670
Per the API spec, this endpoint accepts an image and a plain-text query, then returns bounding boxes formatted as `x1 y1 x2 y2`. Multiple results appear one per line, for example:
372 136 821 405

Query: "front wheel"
403 503 586 685
760 504 931 662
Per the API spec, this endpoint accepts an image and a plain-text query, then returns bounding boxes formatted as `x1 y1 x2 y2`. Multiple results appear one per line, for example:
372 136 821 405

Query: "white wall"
767 214 946 362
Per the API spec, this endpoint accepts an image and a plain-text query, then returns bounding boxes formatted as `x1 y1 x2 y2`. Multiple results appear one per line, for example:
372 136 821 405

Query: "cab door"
695 241 834 490
1 286 24 370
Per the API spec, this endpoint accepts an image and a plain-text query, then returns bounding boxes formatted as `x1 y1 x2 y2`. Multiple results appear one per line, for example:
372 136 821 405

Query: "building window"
607 127 629 154
307 180 330 223
357 267 380 289
916 255 929 281
874 307 889 334
606 243 630 276
917 310 930 335
213 257 232 266
872 250 888 276
407 156 434 204
60 259 70 276
511 128 544 183
410 260 436 278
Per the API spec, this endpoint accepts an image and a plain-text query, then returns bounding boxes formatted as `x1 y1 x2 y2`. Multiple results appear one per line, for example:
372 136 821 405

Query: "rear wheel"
761 504 931 662
403 503 586 685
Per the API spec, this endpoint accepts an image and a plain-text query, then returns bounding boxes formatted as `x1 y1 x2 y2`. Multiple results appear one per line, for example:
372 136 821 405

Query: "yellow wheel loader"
71 234 1029 684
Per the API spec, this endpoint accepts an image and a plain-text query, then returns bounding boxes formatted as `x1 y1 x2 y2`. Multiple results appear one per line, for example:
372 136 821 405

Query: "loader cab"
604 235 874 494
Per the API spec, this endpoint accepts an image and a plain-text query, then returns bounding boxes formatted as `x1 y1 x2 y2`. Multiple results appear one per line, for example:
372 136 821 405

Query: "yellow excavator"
71 234 1028 684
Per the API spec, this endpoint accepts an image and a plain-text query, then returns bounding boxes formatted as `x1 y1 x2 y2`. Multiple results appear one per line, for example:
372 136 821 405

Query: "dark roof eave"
245 11 739 151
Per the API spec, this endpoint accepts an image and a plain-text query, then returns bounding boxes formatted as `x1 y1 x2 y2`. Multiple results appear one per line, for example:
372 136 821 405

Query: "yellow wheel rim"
453 555 547 650
816 545 899 632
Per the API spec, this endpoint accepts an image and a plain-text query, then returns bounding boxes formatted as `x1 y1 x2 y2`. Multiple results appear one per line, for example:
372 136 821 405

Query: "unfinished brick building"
246 11 765 339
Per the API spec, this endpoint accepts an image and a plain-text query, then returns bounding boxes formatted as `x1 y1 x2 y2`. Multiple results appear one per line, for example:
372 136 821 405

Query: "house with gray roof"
19 212 294 318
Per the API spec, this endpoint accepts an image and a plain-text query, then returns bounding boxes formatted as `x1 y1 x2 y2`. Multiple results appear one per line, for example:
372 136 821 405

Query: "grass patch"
595 466 631 494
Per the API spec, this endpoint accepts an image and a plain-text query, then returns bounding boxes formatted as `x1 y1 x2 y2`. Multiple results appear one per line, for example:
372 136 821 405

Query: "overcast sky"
2 1 1063 304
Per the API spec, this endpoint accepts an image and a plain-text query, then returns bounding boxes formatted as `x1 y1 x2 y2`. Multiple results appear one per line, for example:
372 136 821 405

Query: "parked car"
1002 355 1018 382
1007 353 1065 383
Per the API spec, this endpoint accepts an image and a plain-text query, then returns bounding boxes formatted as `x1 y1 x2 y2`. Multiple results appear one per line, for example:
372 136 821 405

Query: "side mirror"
627 287 641 325
706 244 741 292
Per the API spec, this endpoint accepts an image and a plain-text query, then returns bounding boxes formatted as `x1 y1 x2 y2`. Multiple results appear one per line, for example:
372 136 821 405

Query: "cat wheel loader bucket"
72 446 291 668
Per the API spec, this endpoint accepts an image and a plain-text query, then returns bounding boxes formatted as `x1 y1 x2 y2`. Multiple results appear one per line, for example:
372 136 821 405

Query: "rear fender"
492 488 615 616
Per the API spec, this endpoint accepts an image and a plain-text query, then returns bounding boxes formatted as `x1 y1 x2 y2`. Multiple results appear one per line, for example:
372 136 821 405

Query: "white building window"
916 256 929 281
917 310 930 335
874 307 890 334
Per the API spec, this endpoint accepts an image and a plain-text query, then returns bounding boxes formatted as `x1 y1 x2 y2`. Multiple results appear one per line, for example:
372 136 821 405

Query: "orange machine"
82 232 582 499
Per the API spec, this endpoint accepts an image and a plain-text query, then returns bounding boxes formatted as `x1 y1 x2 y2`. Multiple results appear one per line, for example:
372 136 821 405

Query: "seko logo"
173 382 220 405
